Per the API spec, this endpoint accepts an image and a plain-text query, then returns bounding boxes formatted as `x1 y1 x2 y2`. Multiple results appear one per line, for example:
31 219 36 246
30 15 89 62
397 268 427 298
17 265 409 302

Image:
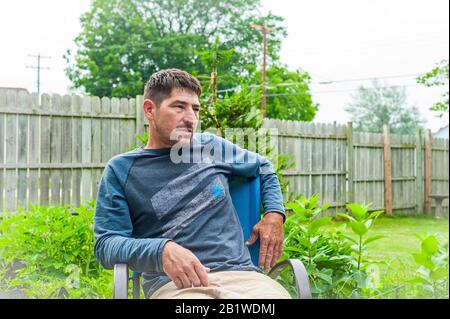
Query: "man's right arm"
94 163 171 273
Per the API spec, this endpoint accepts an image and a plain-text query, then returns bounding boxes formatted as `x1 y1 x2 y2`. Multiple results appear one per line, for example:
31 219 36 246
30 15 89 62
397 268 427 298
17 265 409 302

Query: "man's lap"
150 270 292 299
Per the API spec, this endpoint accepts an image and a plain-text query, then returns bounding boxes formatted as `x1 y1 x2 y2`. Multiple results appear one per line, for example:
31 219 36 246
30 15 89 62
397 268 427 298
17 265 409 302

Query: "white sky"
0 0 448 132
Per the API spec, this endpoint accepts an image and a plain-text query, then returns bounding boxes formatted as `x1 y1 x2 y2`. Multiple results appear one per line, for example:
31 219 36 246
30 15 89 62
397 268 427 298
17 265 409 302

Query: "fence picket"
80 96 92 204
4 90 18 211
17 91 29 209
61 95 72 206
0 90 5 210
50 94 62 206
91 96 102 200
71 95 82 207
28 93 40 208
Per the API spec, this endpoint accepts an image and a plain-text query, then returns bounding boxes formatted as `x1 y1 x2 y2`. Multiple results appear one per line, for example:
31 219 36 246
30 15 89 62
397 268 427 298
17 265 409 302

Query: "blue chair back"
229 176 261 266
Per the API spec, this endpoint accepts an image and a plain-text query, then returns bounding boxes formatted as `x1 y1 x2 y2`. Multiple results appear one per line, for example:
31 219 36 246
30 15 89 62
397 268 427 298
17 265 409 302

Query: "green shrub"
280 195 357 298
0 201 112 298
409 233 449 298
278 196 387 298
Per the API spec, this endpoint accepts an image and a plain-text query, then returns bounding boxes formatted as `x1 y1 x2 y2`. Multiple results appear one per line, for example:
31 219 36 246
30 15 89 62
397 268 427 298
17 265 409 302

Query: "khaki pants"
150 270 292 299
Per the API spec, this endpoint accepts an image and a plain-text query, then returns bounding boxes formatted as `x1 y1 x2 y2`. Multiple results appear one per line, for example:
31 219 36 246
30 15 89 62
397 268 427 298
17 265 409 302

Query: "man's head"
143 69 202 148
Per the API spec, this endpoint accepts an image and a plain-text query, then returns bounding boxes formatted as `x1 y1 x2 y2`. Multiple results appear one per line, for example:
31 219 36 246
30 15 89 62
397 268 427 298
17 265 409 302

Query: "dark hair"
143 68 202 106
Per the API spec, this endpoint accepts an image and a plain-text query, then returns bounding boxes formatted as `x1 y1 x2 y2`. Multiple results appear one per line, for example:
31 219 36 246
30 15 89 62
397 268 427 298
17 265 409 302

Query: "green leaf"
364 219 373 229
297 237 311 248
368 210 384 219
363 235 385 246
284 247 305 254
316 272 333 285
421 236 439 255
430 267 449 281
350 221 368 236
285 201 301 212
336 213 355 222
341 234 359 245
308 217 332 234
412 252 435 270
407 277 431 285
285 202 307 221
346 203 368 220
308 194 319 209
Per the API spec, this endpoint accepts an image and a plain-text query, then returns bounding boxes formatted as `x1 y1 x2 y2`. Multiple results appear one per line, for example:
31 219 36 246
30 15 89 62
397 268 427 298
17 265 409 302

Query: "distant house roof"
433 125 449 139
0 87 29 94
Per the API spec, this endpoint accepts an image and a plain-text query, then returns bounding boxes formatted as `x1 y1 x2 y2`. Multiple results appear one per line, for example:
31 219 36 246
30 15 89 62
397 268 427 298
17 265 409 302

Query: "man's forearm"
260 170 286 219
94 235 171 273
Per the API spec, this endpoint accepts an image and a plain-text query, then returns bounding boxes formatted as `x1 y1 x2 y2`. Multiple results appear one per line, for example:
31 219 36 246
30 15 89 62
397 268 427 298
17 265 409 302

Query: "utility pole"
27 53 51 98
250 24 275 116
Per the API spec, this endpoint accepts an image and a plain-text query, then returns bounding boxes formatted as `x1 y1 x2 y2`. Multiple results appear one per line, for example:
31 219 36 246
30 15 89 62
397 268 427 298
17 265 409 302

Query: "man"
94 68 290 299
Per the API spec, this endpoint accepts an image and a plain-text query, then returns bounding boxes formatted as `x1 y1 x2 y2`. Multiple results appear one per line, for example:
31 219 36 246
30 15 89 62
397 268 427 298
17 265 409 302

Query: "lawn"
332 214 449 298
363 215 448 261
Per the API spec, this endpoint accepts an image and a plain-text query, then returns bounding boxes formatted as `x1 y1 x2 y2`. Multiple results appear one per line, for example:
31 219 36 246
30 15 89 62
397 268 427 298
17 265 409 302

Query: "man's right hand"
161 241 210 289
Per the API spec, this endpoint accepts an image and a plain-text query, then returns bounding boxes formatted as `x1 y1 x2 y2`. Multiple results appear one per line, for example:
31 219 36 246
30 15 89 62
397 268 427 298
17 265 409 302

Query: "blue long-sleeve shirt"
94 132 285 298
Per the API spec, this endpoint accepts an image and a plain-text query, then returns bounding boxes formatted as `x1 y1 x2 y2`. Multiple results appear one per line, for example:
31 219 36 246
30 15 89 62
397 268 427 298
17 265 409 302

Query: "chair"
113 176 312 299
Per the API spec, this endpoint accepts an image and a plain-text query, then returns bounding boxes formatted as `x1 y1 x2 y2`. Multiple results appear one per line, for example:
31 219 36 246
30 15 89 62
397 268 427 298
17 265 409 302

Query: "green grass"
364 215 448 261
330 214 449 298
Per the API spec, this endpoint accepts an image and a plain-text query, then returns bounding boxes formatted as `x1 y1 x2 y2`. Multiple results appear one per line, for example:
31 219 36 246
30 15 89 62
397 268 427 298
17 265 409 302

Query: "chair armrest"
268 259 312 299
113 264 129 299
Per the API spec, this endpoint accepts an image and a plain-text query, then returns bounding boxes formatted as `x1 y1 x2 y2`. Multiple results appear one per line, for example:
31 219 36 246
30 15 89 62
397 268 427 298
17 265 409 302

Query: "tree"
65 0 286 98
198 38 263 136
344 81 424 134
251 65 319 121
416 59 449 117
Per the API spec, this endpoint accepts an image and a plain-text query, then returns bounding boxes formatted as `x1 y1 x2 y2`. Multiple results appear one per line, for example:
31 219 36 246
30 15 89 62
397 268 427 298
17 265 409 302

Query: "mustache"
174 126 194 131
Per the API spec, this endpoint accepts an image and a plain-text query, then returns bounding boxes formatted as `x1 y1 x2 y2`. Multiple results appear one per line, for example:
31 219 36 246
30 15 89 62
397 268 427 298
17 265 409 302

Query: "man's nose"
184 107 197 125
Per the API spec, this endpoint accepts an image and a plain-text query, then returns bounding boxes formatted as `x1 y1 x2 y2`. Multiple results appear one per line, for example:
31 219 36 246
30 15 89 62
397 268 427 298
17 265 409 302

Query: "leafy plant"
0 202 112 298
280 194 360 298
337 203 385 271
127 131 149 151
409 233 449 298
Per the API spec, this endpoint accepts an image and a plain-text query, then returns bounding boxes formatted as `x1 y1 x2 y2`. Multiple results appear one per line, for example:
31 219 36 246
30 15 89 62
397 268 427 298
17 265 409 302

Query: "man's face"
147 88 200 147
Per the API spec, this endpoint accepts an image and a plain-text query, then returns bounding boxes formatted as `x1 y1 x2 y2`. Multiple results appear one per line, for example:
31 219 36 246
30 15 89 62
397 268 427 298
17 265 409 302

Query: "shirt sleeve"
93 163 171 273
208 133 286 219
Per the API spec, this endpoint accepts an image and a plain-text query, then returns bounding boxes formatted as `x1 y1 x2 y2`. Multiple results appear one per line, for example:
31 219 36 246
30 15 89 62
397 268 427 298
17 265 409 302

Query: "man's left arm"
244 159 285 272
211 133 285 272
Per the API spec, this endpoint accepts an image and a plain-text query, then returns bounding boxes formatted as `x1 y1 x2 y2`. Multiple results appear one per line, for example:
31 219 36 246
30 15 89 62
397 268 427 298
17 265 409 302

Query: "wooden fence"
264 119 449 216
0 90 448 216
0 90 143 211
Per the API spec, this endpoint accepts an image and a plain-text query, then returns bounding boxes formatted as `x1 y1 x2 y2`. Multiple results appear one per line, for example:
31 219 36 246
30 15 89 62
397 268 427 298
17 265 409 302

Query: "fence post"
424 129 432 215
346 122 354 206
383 125 393 215
135 95 145 139
415 128 424 213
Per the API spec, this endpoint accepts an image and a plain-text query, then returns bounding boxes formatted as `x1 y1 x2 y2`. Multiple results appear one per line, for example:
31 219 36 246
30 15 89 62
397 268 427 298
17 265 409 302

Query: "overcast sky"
0 0 448 132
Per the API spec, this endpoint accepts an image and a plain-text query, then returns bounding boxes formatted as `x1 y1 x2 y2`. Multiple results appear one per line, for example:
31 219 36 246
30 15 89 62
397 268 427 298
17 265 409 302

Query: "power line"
294 73 421 86
26 53 51 97
267 83 423 97
217 73 423 93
